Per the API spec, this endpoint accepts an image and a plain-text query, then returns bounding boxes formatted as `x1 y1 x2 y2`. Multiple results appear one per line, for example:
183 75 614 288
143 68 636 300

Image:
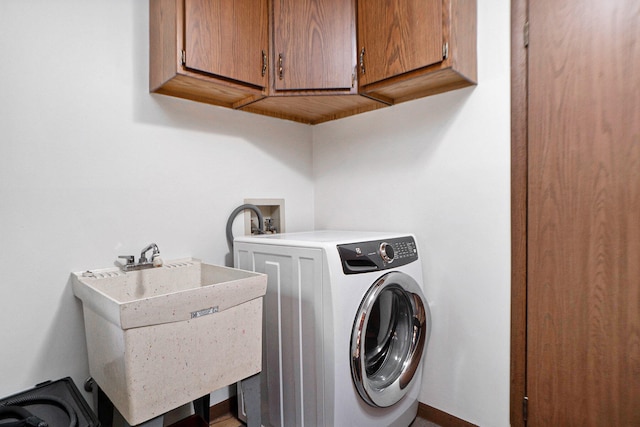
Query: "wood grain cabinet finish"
358 0 443 87
149 0 476 124
240 0 387 124
184 0 268 88
272 0 355 91
358 0 477 105
150 0 268 109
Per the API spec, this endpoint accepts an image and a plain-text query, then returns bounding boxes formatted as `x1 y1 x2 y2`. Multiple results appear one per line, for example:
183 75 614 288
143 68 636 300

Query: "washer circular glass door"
350 271 430 408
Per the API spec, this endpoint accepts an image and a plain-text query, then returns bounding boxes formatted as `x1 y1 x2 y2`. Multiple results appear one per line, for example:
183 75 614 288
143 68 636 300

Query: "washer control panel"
337 236 418 274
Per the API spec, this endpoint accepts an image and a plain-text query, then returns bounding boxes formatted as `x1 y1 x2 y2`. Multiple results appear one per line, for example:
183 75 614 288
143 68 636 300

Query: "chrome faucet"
139 243 160 264
116 243 162 271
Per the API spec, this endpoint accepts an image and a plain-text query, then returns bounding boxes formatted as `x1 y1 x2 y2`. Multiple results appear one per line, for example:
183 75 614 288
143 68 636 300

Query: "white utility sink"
71 258 266 426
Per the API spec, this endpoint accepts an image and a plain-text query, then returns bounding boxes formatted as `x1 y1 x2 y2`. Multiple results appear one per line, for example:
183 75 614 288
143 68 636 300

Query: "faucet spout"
115 243 162 271
139 243 160 264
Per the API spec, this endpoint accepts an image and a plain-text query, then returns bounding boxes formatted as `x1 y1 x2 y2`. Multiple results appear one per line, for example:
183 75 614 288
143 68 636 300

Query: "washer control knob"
379 242 395 263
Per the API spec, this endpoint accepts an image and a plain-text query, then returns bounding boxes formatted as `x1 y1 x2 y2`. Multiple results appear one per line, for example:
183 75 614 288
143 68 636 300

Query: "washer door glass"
350 271 430 408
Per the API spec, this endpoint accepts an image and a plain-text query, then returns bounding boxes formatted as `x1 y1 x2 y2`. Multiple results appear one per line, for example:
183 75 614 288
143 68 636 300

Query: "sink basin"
71 258 267 426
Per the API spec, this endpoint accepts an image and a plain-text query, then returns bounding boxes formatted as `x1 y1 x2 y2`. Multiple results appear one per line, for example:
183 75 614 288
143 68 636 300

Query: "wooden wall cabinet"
150 0 268 109
149 0 476 125
239 0 387 124
357 0 477 105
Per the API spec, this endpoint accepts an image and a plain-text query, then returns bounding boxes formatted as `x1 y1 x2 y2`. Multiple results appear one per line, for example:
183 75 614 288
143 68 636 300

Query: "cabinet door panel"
185 0 268 88
358 0 443 86
273 0 355 90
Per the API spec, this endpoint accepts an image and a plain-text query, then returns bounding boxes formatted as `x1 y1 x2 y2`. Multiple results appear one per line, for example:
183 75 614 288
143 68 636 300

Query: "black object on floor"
0 378 99 427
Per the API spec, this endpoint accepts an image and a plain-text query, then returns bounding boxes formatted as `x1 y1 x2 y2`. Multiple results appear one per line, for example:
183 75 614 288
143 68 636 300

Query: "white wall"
0 0 314 402
312 1 511 426
1 1 510 425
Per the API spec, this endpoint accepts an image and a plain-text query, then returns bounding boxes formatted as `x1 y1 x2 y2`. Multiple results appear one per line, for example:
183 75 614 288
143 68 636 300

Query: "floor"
209 413 243 427
410 418 442 427
209 413 442 427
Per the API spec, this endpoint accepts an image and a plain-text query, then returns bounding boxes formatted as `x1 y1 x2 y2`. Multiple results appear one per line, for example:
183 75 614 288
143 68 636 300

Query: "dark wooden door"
357 0 443 86
184 0 268 88
525 0 640 425
272 0 355 90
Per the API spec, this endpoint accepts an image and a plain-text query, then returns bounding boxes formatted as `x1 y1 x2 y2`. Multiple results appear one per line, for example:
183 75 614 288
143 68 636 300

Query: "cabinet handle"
278 53 284 80
262 50 267 77
359 47 365 74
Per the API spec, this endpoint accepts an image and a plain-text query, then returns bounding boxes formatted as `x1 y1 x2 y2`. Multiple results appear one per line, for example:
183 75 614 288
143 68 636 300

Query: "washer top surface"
234 230 412 247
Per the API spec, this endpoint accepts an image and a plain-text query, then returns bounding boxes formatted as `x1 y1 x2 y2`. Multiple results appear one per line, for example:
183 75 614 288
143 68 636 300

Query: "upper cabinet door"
184 0 268 88
358 0 443 86
273 0 356 91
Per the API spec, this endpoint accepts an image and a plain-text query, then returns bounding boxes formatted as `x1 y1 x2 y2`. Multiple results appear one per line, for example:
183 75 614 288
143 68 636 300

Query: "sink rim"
71 257 267 330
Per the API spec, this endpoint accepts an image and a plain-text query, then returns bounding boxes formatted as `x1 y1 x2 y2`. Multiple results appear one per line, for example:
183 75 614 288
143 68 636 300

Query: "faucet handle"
118 255 135 265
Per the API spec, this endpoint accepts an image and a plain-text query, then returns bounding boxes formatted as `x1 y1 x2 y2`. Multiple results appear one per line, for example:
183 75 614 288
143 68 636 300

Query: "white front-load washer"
234 231 431 427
